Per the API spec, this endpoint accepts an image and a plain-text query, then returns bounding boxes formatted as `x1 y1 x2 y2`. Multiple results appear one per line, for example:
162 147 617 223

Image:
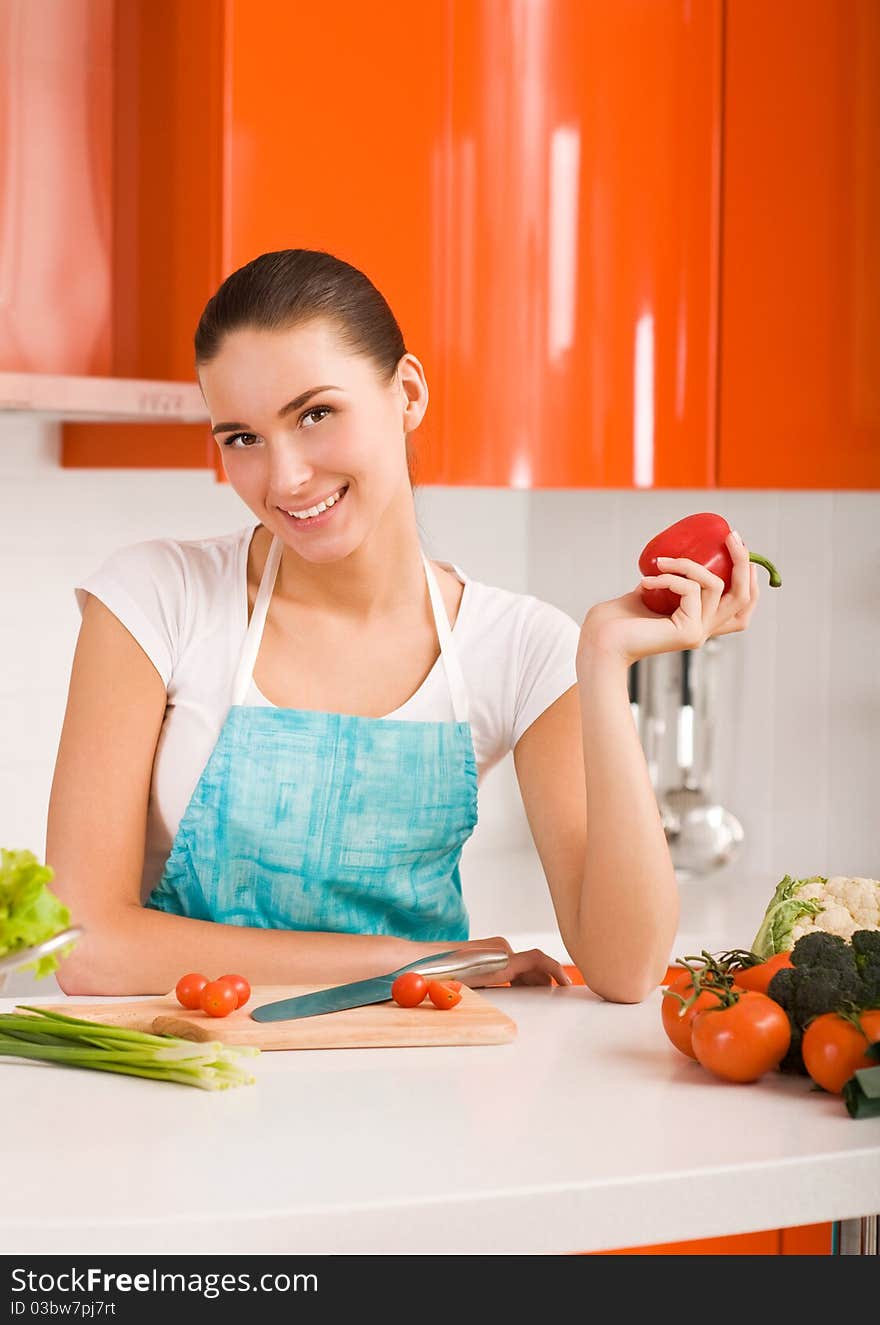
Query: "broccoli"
788 931 853 970
766 928 880 1075
851 930 880 961
851 928 880 999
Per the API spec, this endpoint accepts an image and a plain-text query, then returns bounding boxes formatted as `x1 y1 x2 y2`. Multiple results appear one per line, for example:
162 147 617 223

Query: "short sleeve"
511 598 581 747
74 540 187 688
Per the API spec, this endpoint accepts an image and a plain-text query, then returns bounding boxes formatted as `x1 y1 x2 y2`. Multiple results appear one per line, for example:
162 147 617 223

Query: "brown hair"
195 249 417 482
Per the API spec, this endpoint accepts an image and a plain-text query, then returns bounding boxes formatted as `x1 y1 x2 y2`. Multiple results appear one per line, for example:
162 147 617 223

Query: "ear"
398 353 429 432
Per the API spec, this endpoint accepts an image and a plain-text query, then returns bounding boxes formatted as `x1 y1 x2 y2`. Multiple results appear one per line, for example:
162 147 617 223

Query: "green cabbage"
0 848 73 978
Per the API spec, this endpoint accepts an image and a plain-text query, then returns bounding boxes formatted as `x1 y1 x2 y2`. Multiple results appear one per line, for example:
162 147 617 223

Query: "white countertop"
3 981 879 1255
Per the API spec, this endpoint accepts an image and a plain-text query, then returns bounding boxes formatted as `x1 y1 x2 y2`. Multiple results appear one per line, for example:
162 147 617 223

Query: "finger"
713 564 760 636
493 949 572 987
640 572 704 629
654 556 727 598
655 555 727 626
714 530 752 624
525 948 573 985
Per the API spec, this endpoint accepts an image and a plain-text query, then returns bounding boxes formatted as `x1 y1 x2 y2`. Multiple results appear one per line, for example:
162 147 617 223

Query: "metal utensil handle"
390 946 509 982
0 925 84 977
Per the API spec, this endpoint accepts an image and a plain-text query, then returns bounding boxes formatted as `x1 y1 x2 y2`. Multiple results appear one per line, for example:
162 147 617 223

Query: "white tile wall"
528 486 880 916
2 417 878 997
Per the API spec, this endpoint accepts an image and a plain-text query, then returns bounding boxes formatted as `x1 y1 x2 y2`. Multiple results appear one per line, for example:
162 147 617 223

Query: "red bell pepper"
639 511 781 617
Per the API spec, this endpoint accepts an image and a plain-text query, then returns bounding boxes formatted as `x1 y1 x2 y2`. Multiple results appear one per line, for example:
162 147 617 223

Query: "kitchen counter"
2 981 879 1255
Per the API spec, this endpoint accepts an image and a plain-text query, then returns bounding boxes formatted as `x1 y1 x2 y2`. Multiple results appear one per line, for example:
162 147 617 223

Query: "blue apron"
145 535 477 942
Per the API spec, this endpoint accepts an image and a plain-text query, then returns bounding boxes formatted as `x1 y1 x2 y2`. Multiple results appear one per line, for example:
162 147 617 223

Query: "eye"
222 432 259 449
301 406 333 427
221 406 333 448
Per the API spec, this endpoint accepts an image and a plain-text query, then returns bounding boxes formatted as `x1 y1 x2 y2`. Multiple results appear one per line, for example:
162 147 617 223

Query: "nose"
265 436 315 501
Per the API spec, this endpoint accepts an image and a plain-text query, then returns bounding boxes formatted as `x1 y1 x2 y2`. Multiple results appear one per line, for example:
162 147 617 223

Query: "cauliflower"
751 874 880 959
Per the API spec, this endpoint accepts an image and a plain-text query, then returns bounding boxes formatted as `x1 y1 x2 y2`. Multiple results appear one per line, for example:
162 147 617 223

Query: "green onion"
0 1006 259 1091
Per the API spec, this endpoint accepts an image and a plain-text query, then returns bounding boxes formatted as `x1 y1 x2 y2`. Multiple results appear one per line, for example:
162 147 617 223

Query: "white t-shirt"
75 523 582 902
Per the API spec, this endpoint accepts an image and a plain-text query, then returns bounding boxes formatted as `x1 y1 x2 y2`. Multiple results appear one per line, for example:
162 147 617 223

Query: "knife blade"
249 945 509 1023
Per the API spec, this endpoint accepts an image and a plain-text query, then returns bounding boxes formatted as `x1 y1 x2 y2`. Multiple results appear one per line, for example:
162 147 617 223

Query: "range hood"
0 373 209 424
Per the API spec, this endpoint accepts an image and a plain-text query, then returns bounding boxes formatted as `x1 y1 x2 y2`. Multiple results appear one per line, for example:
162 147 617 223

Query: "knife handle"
391 946 509 983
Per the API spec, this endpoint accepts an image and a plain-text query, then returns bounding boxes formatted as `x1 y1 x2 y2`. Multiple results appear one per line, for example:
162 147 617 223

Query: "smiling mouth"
278 484 349 526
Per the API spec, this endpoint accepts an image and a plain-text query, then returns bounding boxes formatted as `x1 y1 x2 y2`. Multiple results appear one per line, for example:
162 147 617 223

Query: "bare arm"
513 678 676 1005
48 597 568 996
514 530 761 1005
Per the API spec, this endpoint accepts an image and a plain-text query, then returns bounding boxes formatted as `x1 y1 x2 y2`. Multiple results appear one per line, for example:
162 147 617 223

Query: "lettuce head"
0 848 74 978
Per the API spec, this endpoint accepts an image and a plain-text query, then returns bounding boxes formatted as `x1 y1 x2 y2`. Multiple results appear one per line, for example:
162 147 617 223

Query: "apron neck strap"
231 535 470 723
230 535 282 706
420 551 469 723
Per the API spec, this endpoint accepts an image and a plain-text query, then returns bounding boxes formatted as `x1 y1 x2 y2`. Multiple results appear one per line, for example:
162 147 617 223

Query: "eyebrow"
211 385 344 436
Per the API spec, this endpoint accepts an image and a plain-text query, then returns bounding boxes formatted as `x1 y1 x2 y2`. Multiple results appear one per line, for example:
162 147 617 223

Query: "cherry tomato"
802 1010 880 1094
691 991 791 1083
217 973 251 1009
199 979 238 1018
728 951 793 995
427 979 463 1010
175 972 209 1010
661 973 726 1060
391 972 429 1008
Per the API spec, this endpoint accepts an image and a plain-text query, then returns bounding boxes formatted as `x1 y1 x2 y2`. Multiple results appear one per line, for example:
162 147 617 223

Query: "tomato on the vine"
690 991 791 1083
391 972 429 1008
661 972 726 1060
175 972 209 1010
802 1010 880 1094
217 973 251 1009
199 979 238 1018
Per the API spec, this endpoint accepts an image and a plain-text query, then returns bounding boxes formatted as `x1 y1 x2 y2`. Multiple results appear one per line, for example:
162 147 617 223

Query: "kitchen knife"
250 946 510 1023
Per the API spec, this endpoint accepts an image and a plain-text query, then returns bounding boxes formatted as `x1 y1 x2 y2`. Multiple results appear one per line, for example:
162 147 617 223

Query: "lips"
281 484 348 518
277 484 349 530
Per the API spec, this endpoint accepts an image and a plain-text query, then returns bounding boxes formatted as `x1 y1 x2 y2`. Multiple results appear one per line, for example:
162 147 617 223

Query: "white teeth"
286 487 346 519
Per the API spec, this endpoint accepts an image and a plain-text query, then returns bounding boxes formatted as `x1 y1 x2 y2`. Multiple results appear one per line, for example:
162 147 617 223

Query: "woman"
46 249 759 1000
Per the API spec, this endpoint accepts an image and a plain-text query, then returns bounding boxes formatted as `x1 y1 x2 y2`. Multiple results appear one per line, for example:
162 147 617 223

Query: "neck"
271 492 428 622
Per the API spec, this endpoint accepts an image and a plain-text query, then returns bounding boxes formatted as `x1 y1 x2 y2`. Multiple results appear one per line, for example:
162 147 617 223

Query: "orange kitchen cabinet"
60 0 223 469
63 0 719 488
220 0 721 488
562 966 832 1255
224 0 720 489
54 2 880 489
218 0 447 487
718 0 880 487
589 1224 831 1255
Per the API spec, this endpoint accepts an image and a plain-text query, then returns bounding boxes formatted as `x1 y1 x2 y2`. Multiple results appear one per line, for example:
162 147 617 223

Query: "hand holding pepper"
638 512 781 617
577 516 773 666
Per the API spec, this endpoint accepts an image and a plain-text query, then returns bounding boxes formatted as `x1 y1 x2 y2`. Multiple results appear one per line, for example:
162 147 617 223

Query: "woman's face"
200 319 427 563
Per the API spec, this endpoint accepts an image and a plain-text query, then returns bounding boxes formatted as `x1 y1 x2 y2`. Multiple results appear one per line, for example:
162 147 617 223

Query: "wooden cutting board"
34 983 517 1051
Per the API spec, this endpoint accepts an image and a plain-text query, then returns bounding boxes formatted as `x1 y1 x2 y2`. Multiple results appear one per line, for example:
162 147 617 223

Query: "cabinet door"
61 0 722 487
718 0 880 487
221 0 447 484
440 0 721 488
61 0 222 470
222 0 720 489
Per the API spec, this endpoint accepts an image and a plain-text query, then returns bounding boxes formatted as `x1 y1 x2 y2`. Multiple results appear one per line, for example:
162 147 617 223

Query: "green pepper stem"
748 552 782 588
